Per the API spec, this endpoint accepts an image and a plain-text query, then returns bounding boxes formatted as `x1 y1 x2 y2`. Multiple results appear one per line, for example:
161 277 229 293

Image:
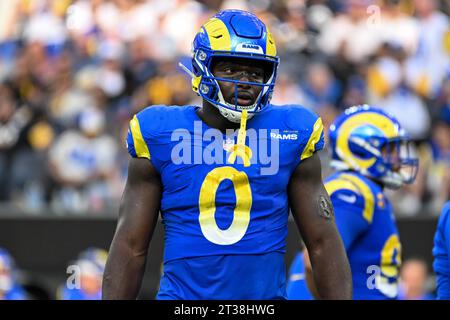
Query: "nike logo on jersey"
336 194 357 203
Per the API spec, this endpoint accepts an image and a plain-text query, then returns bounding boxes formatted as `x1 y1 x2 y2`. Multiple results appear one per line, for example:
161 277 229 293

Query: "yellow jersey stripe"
340 174 375 224
325 179 360 196
130 115 150 159
300 117 324 161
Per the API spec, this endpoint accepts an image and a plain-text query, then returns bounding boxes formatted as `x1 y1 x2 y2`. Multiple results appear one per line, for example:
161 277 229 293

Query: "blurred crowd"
0 0 449 216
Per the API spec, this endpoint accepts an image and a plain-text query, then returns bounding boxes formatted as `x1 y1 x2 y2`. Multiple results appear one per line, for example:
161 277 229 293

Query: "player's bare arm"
102 157 162 299
288 153 352 300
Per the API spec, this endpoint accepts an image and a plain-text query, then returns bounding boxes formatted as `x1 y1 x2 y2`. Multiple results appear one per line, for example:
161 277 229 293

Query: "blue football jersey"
2 284 27 300
325 171 401 300
126 104 324 299
58 285 101 300
286 251 313 300
433 201 450 300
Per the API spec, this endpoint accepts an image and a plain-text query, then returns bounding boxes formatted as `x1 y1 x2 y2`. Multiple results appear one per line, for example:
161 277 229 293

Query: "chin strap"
227 109 252 167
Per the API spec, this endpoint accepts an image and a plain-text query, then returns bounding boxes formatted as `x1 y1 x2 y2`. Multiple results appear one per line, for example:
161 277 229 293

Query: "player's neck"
197 101 240 133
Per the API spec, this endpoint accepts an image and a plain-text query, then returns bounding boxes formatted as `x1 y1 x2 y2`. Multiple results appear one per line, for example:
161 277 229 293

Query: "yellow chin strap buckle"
227 109 252 167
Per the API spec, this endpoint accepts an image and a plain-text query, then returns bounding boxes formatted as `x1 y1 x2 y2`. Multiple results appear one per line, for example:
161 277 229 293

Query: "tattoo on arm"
317 195 333 220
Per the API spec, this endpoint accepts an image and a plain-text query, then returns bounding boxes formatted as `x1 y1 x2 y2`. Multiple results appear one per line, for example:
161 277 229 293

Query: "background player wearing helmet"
302 105 419 300
0 248 27 300
103 10 351 300
58 248 107 300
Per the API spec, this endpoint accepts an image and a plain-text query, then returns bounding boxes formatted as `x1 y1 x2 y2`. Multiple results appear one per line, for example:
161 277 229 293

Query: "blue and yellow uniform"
0 248 27 300
433 201 450 299
324 171 401 300
320 105 419 300
126 104 324 299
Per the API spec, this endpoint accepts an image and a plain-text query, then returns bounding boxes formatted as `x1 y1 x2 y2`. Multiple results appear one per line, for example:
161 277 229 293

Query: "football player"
0 248 27 300
58 248 107 300
103 9 351 300
433 201 450 299
302 105 419 299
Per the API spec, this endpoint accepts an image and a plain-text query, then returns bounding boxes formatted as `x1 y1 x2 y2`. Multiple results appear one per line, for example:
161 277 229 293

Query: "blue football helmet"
329 105 419 189
77 247 107 272
183 9 279 123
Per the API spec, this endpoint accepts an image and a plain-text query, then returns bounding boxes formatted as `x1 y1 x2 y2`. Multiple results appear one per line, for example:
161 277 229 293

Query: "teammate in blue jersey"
286 250 313 300
433 201 450 299
58 248 107 300
302 106 419 300
0 248 27 300
103 9 351 300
